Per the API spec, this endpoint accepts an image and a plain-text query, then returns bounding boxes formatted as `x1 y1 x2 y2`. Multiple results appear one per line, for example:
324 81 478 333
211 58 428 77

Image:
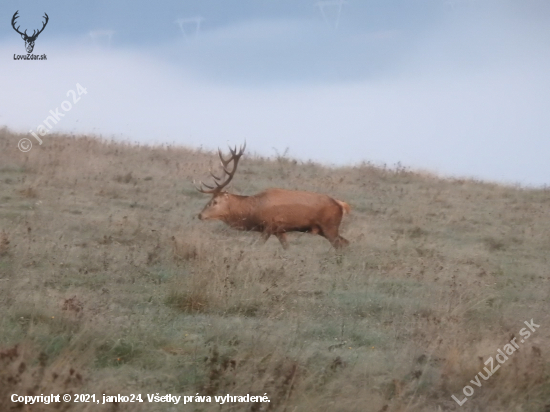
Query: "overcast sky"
1 0 549 186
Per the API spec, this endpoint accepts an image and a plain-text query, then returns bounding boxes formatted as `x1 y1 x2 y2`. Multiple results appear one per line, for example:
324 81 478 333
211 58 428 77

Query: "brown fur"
198 188 350 249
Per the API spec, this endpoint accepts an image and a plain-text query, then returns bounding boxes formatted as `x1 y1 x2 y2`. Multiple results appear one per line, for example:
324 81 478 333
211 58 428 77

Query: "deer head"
194 143 246 220
12 11 49 54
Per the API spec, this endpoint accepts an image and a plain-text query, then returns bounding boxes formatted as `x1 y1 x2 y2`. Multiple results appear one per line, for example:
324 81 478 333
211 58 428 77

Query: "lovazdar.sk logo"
11 10 48 60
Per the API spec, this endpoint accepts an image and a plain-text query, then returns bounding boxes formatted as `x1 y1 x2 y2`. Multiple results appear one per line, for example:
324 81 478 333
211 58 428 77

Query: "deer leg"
309 225 321 235
275 232 289 250
321 226 349 250
333 236 349 249
327 234 349 249
260 231 271 244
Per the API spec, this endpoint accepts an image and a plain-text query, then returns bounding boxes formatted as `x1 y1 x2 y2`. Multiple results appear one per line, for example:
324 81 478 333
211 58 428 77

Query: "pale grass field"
1 128 549 411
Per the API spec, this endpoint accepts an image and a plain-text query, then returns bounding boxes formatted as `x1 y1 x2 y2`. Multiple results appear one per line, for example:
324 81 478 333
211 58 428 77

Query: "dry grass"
0 127 549 411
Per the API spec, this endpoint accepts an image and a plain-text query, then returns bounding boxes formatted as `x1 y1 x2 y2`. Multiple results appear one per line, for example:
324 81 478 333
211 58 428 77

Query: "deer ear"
21 34 25 40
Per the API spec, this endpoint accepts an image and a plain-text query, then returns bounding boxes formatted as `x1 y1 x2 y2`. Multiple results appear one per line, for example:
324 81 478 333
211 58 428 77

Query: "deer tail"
335 200 351 215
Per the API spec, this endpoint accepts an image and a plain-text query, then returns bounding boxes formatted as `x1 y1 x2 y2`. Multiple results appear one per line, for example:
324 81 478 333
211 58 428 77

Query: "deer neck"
224 194 256 227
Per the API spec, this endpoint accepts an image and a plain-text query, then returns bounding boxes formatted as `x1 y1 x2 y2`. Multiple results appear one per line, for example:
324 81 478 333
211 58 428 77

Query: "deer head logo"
11 11 49 54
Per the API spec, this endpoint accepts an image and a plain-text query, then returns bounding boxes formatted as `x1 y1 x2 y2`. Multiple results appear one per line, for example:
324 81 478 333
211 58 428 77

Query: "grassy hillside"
1 128 549 411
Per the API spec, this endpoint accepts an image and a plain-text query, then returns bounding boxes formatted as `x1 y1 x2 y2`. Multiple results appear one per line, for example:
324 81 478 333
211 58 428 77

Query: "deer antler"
11 11 48 40
11 11 25 37
31 13 49 39
194 142 246 194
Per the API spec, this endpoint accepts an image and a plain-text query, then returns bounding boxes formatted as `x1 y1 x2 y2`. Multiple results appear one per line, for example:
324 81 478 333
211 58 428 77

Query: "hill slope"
1 129 549 411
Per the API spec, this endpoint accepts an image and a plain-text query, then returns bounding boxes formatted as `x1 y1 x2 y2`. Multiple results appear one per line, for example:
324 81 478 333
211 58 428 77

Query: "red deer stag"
194 144 350 249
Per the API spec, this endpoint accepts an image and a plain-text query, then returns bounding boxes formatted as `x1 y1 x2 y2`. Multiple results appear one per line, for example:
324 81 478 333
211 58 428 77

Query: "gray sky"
1 0 549 186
